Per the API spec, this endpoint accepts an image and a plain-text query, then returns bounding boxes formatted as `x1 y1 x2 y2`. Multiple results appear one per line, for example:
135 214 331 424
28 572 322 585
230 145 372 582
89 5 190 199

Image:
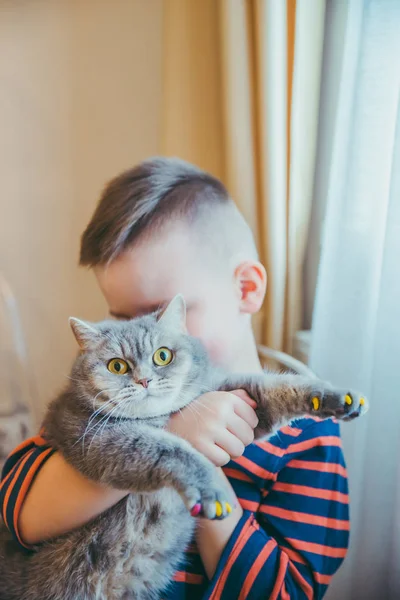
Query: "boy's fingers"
207 445 231 467
215 430 245 459
196 439 231 467
232 397 259 429
231 389 257 409
226 414 255 447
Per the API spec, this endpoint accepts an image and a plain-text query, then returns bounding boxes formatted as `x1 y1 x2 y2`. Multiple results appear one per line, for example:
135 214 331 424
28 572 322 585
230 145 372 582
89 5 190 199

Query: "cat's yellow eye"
107 358 129 375
153 347 173 367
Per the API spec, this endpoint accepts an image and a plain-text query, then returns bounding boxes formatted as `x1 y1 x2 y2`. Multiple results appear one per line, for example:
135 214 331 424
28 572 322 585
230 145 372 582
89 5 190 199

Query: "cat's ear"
157 294 187 332
69 317 102 350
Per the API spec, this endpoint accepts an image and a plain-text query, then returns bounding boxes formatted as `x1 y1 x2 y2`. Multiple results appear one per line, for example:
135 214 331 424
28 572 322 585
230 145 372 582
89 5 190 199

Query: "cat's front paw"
310 388 369 421
183 485 233 521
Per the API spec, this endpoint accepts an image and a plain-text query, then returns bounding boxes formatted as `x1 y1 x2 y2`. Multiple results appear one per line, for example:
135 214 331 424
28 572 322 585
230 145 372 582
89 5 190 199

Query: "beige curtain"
162 0 326 354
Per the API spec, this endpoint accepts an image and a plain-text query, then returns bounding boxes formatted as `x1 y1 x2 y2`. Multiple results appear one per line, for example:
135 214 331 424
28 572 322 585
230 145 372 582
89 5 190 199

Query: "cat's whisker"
64 375 84 384
91 387 120 410
94 409 119 446
87 402 123 454
86 395 118 426
75 395 121 450
95 396 134 442
182 401 207 425
175 407 187 424
116 391 138 404
113 409 129 433
192 399 215 415
76 411 114 451
81 412 111 451
79 387 119 414
185 401 203 416
180 382 214 392
114 397 133 423
76 401 115 440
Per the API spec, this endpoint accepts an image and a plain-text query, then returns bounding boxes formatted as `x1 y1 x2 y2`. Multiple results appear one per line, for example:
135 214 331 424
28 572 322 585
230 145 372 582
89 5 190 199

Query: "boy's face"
95 226 249 369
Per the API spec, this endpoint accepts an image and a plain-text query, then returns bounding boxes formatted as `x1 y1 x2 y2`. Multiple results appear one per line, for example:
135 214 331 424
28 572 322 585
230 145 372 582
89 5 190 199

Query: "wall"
0 0 163 420
162 0 225 181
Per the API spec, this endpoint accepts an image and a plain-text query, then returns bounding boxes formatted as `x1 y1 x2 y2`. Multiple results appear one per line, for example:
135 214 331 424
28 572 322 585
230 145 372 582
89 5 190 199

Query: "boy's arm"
195 469 244 579
0 434 127 547
200 419 349 599
19 452 128 545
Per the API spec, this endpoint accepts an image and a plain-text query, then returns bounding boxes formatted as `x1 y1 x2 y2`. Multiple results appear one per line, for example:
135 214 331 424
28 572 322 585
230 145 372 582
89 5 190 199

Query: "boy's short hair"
80 157 257 267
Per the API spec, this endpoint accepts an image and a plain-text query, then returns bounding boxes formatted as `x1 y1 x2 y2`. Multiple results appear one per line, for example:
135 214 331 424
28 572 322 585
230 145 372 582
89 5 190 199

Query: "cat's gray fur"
0 296 368 600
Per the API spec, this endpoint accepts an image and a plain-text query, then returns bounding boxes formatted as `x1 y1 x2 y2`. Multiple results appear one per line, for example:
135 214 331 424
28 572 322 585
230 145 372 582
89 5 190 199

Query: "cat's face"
70 296 208 420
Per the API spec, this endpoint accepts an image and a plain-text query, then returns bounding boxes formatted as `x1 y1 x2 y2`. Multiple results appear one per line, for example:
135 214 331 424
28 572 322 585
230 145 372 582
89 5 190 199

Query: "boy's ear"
234 261 267 315
69 317 102 350
157 294 187 332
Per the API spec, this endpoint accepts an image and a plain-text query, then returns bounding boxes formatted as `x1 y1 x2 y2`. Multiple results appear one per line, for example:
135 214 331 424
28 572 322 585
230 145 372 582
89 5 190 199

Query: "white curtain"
310 1 400 598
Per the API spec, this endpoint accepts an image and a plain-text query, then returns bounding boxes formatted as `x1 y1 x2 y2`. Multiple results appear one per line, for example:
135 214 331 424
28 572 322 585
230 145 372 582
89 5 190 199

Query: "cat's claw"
190 503 202 517
202 500 232 520
310 388 369 420
185 488 232 520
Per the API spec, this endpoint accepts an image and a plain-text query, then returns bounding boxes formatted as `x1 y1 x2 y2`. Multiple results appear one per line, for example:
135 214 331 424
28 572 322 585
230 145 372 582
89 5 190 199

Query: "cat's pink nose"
136 378 151 388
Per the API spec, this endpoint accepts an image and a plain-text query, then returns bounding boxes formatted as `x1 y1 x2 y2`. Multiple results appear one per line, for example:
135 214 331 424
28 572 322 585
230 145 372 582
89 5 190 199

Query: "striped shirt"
0 417 349 599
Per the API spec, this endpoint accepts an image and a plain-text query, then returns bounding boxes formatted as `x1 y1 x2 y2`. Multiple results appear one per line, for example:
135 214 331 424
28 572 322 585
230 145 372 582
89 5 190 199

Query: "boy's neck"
228 328 263 375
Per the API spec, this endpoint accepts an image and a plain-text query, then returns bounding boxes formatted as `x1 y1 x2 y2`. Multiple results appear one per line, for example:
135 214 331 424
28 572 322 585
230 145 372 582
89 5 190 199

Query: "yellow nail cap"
226 503 232 514
312 397 320 411
345 394 353 405
215 501 223 517
359 398 365 406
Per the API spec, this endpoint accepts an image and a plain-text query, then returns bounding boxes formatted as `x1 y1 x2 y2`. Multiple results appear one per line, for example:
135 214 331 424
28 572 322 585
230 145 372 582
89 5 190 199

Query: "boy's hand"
166 391 258 466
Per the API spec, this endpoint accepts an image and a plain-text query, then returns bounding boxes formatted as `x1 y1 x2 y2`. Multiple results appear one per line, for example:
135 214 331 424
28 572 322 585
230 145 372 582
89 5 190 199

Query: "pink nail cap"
190 503 202 517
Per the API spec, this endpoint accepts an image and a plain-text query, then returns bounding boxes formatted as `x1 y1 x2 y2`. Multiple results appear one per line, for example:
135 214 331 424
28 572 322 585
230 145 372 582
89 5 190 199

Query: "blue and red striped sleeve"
0 433 56 549
202 418 349 600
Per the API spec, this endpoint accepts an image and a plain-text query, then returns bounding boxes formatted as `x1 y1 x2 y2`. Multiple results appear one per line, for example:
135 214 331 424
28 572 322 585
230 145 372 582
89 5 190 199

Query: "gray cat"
0 295 368 600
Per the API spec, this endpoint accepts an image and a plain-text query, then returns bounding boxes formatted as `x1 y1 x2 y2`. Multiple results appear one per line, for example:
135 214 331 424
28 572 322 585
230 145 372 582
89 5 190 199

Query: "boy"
0 158 349 599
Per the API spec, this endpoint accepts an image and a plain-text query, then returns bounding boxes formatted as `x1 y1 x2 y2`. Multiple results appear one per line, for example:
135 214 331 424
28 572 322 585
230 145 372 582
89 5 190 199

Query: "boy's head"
80 158 266 368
